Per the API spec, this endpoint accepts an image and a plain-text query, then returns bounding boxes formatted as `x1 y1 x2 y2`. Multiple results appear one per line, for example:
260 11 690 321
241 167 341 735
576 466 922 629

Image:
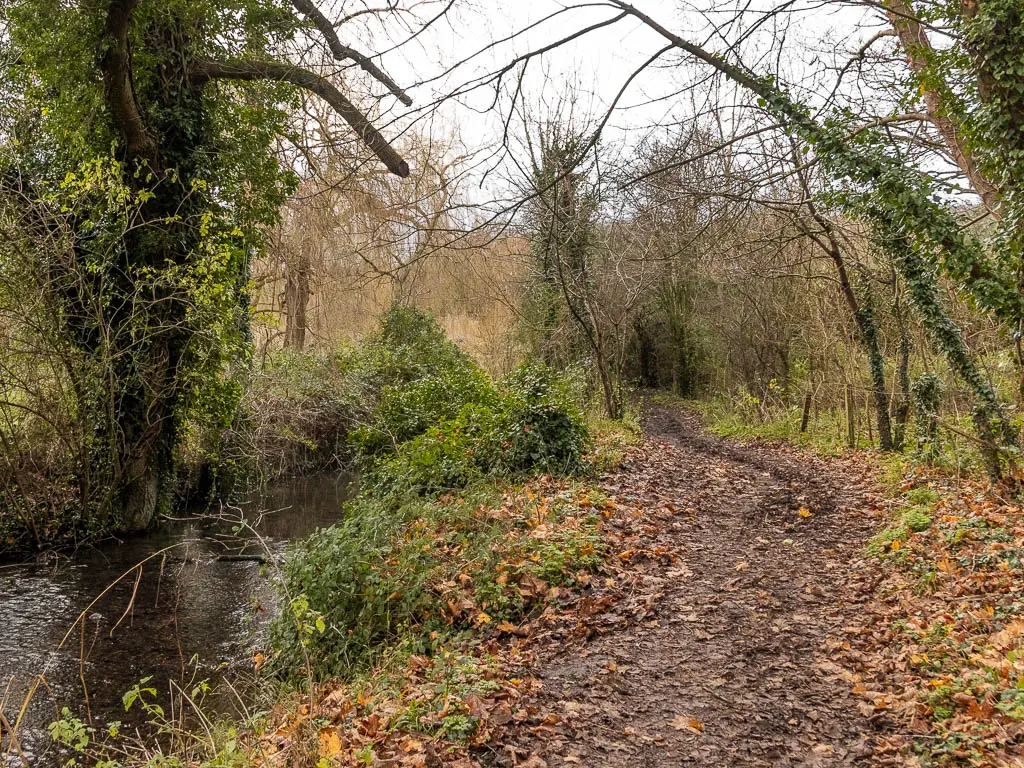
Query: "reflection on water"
0 474 354 767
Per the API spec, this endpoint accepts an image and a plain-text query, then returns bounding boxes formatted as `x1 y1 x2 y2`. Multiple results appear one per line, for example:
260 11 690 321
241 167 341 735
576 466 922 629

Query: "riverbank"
27 415 636 767
0 475 356 767
4 308 601 767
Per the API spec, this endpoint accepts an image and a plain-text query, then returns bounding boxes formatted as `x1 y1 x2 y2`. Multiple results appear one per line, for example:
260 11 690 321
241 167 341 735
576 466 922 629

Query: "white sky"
380 2 883 137
324 1 901 207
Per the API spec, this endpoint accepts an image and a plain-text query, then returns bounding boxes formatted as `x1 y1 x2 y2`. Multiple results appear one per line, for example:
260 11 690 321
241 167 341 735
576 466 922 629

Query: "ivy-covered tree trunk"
525 128 624 418
97 3 207 529
793 185 894 450
857 304 894 452
891 277 913 451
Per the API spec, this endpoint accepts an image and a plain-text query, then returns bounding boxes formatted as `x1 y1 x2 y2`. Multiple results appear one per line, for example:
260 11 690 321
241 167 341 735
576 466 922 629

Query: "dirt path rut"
499 402 884 767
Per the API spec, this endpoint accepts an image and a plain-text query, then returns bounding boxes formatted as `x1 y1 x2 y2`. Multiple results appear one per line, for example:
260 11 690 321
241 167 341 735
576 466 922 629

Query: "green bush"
343 310 589 498
347 307 497 457
497 362 589 473
268 312 595 678
270 495 427 675
366 404 496 496
350 369 497 457
362 362 589 498
270 484 604 678
219 307 589 502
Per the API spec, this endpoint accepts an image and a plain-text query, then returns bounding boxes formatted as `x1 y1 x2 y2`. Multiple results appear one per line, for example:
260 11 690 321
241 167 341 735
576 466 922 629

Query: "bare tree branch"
194 59 410 178
290 0 413 106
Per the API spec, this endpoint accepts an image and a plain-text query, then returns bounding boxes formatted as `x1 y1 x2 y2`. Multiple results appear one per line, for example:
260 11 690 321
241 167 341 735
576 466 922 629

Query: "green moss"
867 524 910 558
905 487 939 506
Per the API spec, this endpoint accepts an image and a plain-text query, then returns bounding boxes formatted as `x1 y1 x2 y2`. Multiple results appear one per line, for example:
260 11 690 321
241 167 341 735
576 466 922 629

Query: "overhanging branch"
193 59 410 178
290 0 413 106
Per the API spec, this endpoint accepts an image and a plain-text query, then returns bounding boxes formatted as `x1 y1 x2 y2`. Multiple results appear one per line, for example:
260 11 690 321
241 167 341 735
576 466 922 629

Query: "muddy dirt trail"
500 402 885 767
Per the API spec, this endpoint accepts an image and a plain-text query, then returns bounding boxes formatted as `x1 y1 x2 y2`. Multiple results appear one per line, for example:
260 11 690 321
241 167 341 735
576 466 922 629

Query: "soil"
494 400 886 767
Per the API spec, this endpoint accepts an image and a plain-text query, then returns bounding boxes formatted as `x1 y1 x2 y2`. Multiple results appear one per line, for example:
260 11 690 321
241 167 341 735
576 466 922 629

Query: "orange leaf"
318 728 342 757
669 714 704 734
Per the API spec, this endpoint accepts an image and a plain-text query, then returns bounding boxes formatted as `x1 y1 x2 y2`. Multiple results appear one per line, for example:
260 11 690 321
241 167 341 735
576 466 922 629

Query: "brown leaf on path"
489 701 513 725
669 714 704 734
518 572 548 599
464 693 486 719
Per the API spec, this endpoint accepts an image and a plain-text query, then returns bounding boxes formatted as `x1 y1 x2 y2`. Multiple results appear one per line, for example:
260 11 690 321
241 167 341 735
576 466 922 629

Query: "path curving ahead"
497 402 884 767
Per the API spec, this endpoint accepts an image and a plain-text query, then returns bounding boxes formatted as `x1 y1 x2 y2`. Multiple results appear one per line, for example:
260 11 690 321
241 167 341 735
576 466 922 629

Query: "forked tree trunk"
96 3 203 531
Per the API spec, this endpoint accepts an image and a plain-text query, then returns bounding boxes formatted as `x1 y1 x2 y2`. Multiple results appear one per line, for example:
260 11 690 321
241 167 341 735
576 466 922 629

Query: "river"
0 474 355 766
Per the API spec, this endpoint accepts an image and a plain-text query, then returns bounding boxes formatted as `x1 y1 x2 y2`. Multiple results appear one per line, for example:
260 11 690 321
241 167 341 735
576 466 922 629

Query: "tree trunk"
584 299 622 419
860 307 894 451
95 3 206 531
823 240 894 451
284 250 311 350
120 456 161 531
791 151 894 450
892 288 912 450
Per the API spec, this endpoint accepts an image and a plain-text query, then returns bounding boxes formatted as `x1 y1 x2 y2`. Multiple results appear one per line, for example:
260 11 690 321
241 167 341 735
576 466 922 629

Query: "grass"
687 393 997 480
586 409 643 471
689 395 887 455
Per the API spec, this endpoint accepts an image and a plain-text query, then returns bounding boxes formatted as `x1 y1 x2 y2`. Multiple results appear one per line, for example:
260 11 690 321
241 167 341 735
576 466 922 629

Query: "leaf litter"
252 401 1024 767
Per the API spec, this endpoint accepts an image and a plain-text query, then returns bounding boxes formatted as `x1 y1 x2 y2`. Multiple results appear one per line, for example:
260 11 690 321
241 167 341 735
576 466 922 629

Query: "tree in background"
259 127 474 354
522 121 636 419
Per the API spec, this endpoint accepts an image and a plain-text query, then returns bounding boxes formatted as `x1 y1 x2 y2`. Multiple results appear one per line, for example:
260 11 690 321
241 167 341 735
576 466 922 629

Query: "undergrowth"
688 390 993 476
262 307 599 678
270 481 607 677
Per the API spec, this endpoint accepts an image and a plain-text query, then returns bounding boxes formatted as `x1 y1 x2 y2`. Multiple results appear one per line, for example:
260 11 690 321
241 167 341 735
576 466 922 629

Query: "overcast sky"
378 2 883 142
320 1 898 207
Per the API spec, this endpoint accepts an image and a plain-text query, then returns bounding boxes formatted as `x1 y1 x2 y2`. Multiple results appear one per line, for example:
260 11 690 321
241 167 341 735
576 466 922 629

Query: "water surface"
0 474 354 766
